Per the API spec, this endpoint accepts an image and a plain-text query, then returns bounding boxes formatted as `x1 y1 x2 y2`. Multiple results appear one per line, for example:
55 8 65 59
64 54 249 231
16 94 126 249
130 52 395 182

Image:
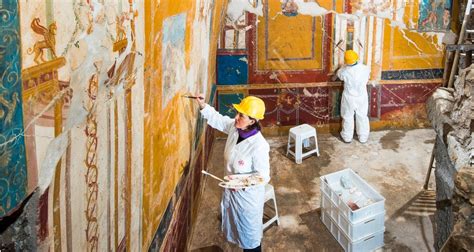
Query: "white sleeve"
200 104 234 134
252 142 270 183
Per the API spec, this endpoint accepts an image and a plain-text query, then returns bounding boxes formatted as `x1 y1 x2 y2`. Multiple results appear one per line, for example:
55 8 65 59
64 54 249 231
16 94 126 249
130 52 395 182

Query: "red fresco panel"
380 83 439 116
38 188 49 241
299 86 330 125
369 85 380 118
193 151 203 199
249 88 279 126
278 88 299 126
162 178 192 252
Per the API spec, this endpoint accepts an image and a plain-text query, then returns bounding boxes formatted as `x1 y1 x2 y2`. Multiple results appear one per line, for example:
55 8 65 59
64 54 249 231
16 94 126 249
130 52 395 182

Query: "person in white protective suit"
336 50 371 143
195 95 270 252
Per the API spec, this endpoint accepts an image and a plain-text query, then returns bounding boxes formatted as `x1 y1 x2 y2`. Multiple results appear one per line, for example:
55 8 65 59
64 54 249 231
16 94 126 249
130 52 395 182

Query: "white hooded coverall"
336 62 371 143
200 104 270 249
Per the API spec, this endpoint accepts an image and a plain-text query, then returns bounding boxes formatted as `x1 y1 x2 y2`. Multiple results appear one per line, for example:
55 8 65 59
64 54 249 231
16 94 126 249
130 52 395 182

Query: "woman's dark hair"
247 116 261 131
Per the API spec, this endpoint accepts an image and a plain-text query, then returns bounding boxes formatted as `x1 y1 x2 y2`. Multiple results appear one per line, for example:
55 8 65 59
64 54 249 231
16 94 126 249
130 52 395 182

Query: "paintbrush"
202 170 225 182
181 95 204 100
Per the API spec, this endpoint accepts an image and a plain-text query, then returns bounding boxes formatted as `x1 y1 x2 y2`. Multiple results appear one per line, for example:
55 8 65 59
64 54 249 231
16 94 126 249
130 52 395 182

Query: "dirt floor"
189 128 437 252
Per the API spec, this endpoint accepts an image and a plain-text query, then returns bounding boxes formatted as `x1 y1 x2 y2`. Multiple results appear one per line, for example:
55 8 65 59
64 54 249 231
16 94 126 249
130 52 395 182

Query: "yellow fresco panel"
402 0 419 28
382 19 443 70
257 1 323 70
143 0 225 249
144 0 196 248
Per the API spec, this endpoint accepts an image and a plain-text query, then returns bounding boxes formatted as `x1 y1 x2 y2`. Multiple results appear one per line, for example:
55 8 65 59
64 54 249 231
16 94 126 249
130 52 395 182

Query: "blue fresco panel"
217 55 248 85
0 0 28 217
218 93 244 118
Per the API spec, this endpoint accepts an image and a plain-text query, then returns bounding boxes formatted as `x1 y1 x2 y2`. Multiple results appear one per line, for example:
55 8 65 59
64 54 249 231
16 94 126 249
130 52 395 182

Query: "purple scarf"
237 128 259 139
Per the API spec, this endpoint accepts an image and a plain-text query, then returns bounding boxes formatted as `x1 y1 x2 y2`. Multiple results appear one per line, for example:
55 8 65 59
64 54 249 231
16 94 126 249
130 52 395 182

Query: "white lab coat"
200 104 270 249
337 62 371 142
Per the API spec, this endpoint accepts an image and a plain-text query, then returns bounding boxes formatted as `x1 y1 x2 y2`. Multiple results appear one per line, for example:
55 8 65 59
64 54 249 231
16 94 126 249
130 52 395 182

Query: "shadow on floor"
299 208 343 251
384 190 436 252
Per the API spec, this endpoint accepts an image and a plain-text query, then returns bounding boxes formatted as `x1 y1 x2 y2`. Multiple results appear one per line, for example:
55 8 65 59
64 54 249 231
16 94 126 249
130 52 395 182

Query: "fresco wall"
143 0 225 250
11 0 146 250
216 0 449 132
1 0 223 251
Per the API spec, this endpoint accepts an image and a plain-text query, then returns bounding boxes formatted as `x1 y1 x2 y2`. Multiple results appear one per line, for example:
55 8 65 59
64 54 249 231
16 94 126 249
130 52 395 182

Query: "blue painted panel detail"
218 93 244 118
209 83 217 105
217 55 248 85
381 69 443 80
0 0 28 217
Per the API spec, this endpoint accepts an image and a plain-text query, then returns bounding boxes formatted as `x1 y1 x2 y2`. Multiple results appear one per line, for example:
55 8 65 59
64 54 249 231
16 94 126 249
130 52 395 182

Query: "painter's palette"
218 173 265 189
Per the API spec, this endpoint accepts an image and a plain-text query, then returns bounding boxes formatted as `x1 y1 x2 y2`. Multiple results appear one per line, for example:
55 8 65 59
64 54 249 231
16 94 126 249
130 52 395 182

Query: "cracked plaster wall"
216 0 453 131
1 0 225 250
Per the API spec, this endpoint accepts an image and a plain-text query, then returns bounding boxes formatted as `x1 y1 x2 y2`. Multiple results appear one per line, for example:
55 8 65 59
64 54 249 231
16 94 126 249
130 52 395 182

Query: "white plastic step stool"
286 124 320 164
263 184 279 230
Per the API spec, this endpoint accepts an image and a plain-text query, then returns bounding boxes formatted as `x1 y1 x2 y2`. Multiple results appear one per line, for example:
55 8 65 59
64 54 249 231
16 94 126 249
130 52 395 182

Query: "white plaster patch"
34 125 55 171
239 57 248 63
293 0 330 16
227 0 263 22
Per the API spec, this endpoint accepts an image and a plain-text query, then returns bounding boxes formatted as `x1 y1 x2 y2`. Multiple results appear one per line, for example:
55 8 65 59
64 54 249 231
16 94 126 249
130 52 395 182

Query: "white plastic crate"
321 189 339 221
321 189 385 241
338 227 385 252
321 209 385 252
320 168 385 223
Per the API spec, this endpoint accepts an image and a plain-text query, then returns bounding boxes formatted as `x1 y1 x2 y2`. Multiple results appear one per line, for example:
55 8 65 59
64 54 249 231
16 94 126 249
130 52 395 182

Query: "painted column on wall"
0 0 28 218
17 0 144 251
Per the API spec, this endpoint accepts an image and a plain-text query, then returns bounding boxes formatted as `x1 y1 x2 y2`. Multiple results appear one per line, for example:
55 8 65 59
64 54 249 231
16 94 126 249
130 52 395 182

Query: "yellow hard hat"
344 50 359 65
233 96 265 120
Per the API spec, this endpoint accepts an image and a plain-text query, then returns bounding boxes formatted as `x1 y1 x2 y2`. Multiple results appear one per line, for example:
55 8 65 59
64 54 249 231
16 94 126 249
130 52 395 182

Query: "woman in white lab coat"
196 95 270 252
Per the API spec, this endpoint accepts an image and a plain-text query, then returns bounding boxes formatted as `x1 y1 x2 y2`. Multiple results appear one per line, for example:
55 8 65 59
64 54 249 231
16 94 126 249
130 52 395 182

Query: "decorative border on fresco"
148 193 174 250
0 0 28 217
247 13 332 83
217 49 247 55
381 69 443 80
249 87 332 126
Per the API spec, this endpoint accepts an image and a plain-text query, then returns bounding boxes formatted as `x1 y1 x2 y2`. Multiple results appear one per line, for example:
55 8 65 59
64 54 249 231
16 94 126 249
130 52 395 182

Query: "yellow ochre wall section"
257 0 324 70
382 0 444 70
143 0 226 248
